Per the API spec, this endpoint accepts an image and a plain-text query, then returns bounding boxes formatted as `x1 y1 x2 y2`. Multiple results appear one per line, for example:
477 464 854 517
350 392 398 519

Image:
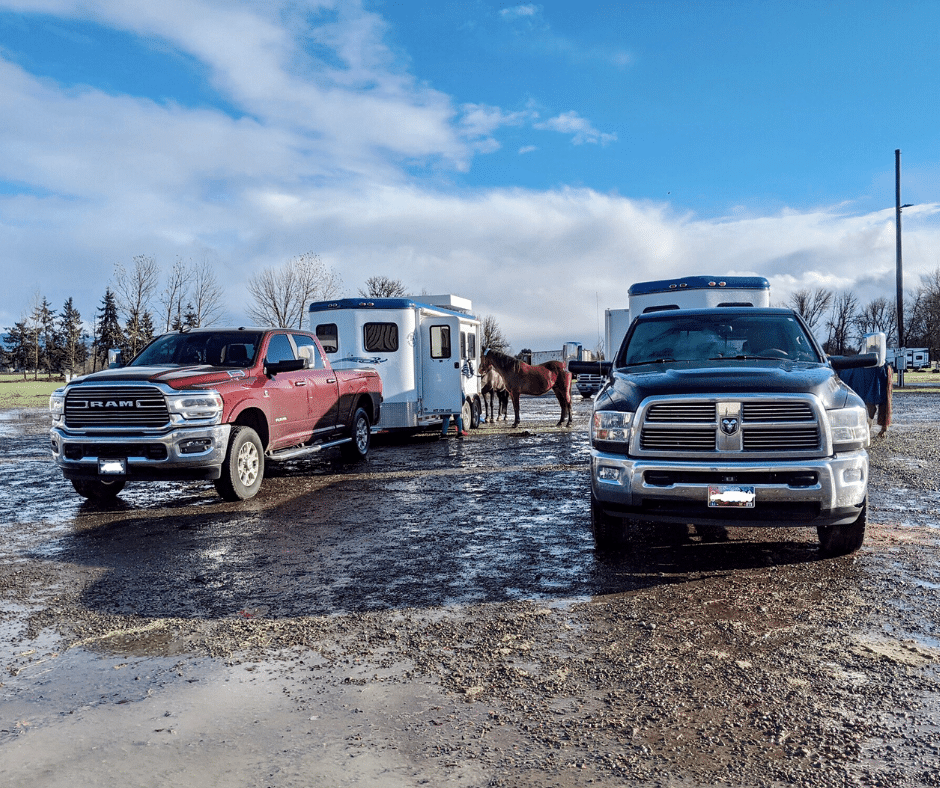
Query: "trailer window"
316 323 338 354
364 322 398 353
460 331 467 360
430 325 452 359
466 332 476 359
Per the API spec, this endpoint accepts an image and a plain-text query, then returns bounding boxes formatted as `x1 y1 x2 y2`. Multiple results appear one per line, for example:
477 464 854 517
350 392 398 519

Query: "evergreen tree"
6 321 32 378
32 297 57 378
94 288 124 369
58 298 87 377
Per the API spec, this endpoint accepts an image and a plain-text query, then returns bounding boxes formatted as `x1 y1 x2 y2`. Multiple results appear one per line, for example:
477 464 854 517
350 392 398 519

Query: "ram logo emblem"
720 417 739 436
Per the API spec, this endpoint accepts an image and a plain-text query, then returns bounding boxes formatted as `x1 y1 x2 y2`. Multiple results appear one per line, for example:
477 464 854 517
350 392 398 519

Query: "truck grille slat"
638 397 822 455
64 386 170 428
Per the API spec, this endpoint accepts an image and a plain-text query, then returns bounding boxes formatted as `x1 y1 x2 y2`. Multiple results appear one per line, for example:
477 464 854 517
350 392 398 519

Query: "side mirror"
569 360 612 376
862 332 887 367
830 352 880 371
265 358 305 377
107 349 124 369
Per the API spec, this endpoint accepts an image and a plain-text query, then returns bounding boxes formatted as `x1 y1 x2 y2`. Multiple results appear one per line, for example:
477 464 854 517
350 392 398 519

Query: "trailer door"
421 316 463 417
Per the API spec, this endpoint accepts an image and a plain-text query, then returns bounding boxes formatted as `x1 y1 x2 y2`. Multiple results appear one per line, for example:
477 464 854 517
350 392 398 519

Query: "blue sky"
1 0 938 351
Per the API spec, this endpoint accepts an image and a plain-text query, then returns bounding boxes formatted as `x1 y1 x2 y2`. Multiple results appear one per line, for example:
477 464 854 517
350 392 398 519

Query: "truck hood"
65 365 252 390
596 360 853 412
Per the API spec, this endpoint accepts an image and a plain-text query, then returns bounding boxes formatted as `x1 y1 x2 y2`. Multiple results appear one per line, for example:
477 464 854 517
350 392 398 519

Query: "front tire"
591 493 624 552
818 501 867 556
341 408 371 462
214 425 264 501
71 478 126 501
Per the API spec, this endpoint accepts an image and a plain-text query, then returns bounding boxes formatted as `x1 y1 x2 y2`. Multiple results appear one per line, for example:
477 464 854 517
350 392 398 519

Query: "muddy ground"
1 394 939 788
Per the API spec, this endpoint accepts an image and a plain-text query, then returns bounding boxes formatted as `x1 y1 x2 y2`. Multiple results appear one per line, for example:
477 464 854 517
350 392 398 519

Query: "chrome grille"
65 385 170 428
641 427 715 450
646 403 716 422
742 402 814 422
638 397 822 455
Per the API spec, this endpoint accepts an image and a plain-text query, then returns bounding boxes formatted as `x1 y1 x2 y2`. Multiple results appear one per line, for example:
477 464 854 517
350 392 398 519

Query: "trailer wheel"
214 425 264 501
461 398 474 431
469 396 481 429
817 501 866 556
71 478 126 501
341 407 371 462
591 493 624 552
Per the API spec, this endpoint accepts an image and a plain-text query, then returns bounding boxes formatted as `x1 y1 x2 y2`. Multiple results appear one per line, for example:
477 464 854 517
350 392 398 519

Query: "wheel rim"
236 439 260 487
354 416 369 452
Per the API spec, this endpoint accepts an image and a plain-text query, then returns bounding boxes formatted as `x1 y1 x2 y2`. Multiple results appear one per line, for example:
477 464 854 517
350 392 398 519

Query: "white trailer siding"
309 297 481 431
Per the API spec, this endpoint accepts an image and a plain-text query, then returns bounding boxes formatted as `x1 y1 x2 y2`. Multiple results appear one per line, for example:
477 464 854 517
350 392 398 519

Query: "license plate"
98 458 127 476
708 485 755 508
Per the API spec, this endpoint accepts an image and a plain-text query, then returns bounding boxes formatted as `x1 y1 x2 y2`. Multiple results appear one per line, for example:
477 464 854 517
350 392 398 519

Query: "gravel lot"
1 393 939 787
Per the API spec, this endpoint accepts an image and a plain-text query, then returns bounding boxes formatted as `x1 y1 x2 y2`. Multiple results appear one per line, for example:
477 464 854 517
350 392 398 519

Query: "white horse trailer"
308 295 483 432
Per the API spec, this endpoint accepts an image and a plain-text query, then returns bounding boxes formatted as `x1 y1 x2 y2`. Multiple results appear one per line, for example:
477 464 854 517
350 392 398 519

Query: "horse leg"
511 391 521 427
499 391 509 420
564 371 573 426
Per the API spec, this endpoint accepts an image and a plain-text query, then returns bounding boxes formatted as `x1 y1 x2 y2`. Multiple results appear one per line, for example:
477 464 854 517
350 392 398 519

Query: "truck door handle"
327 378 336 384
294 380 308 386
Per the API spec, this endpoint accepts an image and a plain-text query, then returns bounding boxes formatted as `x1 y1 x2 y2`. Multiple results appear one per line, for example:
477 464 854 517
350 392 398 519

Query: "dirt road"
1 395 939 787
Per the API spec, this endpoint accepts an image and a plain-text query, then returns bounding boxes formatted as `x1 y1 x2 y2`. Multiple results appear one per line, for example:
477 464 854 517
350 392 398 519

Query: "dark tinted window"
316 323 338 354
430 325 451 359
364 322 398 353
265 333 295 364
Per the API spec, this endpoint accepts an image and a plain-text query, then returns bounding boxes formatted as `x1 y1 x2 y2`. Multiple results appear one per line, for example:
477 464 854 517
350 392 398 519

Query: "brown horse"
481 366 510 422
481 348 572 427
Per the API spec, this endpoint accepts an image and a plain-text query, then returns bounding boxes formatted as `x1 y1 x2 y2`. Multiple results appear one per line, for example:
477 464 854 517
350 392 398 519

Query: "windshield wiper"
623 357 679 367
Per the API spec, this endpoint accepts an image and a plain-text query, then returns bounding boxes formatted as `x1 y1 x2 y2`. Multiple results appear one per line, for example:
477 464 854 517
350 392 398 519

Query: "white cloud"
534 110 617 145
2 1 939 355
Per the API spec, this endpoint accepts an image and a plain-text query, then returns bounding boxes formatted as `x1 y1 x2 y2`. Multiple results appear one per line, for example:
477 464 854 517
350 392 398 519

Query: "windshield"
618 313 821 368
131 331 263 368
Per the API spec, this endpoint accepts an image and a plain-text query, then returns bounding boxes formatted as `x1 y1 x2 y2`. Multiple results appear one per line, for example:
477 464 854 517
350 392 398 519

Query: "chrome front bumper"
591 449 868 527
50 424 231 481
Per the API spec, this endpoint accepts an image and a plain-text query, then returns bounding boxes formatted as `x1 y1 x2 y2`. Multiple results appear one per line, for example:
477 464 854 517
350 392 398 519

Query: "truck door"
420 316 463 418
291 333 339 436
261 332 315 449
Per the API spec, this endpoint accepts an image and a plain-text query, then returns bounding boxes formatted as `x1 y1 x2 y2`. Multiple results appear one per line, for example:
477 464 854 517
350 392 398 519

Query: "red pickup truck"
49 327 382 501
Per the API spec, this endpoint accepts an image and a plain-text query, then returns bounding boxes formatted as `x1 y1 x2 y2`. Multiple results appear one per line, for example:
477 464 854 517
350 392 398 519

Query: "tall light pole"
895 149 904 350
895 150 914 387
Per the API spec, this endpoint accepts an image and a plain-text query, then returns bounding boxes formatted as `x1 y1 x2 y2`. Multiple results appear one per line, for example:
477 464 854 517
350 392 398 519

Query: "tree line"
2 254 512 378
785 266 940 359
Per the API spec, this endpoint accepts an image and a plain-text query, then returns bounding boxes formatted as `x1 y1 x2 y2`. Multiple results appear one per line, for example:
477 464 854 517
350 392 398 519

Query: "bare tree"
159 258 189 332
787 287 833 333
359 276 407 298
825 290 858 355
114 255 159 356
247 252 343 328
190 259 226 327
854 296 896 346
481 314 510 354
908 267 940 358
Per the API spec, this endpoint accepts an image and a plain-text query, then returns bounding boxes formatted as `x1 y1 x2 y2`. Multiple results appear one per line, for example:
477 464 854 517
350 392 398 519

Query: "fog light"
179 438 213 455
597 466 622 483
843 467 863 484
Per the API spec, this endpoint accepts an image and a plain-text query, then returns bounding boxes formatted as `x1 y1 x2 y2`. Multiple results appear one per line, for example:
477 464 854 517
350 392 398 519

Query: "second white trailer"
308 295 483 432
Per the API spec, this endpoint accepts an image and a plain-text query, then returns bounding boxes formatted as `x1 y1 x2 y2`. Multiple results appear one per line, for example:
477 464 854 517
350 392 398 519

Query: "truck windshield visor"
131 331 263 368
618 314 821 368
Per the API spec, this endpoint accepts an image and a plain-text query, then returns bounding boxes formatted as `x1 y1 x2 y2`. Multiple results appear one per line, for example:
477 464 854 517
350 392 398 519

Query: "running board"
267 437 351 462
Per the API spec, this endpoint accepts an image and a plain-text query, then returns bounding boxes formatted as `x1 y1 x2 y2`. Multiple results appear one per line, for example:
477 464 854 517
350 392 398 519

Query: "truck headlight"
829 405 869 451
49 389 65 425
167 391 224 421
592 410 634 444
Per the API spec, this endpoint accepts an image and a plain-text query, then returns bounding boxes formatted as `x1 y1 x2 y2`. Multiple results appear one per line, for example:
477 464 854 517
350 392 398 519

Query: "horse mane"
484 348 523 374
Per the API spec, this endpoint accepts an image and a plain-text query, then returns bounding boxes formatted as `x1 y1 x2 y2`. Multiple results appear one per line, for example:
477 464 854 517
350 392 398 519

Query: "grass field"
0 368 936 412
0 373 62 409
